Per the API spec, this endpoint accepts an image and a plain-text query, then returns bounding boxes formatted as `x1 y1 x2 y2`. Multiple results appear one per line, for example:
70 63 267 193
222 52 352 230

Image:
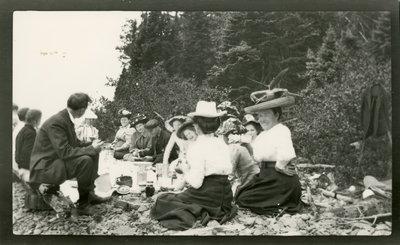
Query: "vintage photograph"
12 10 392 236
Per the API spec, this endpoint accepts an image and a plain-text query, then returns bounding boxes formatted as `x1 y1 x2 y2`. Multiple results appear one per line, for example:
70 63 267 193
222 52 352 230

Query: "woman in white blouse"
151 101 236 230
235 90 302 215
110 109 135 159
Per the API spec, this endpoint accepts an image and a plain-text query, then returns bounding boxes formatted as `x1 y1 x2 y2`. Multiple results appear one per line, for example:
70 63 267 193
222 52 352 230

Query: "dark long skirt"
235 162 302 215
150 175 235 230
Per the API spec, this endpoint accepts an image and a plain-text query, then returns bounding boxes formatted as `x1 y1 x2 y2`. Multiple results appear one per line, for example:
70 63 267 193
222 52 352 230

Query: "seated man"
13 107 30 174
29 93 106 215
15 109 42 182
145 119 177 164
123 114 152 161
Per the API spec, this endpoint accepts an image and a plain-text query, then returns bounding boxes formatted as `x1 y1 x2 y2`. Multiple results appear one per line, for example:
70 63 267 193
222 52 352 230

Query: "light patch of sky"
13 11 142 123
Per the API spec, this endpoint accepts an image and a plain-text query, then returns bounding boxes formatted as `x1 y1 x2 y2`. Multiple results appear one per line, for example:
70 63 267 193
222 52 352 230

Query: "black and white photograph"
7 2 396 239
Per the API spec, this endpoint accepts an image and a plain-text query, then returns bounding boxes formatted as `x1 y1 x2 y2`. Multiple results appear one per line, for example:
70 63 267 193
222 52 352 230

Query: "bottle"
145 181 155 197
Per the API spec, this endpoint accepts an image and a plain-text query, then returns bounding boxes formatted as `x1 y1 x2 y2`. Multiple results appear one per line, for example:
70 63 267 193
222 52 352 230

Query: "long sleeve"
47 123 97 160
184 151 206 189
163 133 177 164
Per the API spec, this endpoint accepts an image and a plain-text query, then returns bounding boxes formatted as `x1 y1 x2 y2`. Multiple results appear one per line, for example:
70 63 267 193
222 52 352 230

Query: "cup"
116 175 133 187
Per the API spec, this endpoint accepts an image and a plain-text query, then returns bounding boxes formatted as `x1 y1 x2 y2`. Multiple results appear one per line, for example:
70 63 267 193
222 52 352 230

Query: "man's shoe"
88 191 111 205
76 202 95 216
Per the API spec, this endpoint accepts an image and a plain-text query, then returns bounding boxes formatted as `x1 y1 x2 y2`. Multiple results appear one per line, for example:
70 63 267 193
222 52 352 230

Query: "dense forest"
94 11 391 185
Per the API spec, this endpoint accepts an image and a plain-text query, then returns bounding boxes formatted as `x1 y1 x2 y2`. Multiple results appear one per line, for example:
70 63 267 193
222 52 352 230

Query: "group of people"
13 88 303 230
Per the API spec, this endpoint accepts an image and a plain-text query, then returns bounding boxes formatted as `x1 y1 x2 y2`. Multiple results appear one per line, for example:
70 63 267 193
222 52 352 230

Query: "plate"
116 185 130 195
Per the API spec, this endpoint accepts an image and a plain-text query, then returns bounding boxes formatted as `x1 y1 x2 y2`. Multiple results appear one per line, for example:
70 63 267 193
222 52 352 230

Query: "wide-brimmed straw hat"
244 88 295 113
188 101 227 118
165 115 187 132
118 109 132 119
131 114 148 127
176 119 196 140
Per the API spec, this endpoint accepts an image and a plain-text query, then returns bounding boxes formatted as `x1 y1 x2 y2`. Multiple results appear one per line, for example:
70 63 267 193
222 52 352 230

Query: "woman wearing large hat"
123 114 152 161
111 109 135 159
150 101 236 230
235 89 302 215
162 115 187 166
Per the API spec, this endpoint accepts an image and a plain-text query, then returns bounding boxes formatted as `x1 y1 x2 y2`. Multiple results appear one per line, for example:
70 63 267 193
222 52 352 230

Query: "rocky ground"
12 181 392 236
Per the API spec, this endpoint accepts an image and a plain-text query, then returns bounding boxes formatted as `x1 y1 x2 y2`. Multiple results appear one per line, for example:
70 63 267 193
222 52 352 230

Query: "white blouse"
184 135 232 189
252 123 296 168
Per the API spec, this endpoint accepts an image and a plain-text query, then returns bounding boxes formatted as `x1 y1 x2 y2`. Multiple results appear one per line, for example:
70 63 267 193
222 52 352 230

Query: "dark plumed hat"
131 114 148 127
144 119 160 129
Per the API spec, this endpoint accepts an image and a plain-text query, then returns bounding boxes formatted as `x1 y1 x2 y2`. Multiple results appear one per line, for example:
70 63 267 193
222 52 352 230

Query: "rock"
13 230 22 235
239 228 253 235
142 210 150 217
207 220 220 227
352 222 372 231
375 224 390 231
33 229 42 235
357 230 371 235
296 218 307 229
300 214 310 221
253 229 264 235
373 230 391 236
239 217 255 226
254 217 265 226
137 205 149 213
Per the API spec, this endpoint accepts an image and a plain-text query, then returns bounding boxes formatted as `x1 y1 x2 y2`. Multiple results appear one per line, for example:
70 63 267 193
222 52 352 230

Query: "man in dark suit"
30 93 105 215
145 119 178 164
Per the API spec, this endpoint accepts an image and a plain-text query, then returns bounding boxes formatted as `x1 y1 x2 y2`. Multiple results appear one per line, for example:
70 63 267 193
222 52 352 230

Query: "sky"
13 11 142 122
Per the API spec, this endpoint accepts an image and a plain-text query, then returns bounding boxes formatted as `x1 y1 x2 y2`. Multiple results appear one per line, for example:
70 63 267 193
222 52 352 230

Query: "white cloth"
252 123 296 169
76 125 99 142
184 135 232 189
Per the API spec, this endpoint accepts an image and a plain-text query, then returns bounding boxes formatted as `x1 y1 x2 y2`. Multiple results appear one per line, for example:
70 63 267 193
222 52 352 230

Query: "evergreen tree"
179 12 215 82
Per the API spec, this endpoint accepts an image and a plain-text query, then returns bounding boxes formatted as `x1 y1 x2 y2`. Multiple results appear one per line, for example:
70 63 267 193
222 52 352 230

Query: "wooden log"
342 212 392 221
296 164 335 169
319 188 354 203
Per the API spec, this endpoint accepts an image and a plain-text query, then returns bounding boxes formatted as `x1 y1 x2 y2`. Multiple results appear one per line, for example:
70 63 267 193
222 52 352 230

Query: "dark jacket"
361 84 391 138
129 131 152 157
150 128 177 163
30 109 97 184
15 124 37 170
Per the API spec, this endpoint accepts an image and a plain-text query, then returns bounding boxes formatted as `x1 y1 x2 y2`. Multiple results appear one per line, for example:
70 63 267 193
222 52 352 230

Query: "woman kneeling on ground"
150 101 236 230
235 89 302 215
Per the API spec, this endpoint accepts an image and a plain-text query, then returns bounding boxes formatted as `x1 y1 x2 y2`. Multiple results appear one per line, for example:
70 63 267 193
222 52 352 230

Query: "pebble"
254 217 265 225
207 220 220 227
357 230 371 235
33 229 42 235
253 229 264 235
300 214 310 221
281 231 303 236
137 205 148 212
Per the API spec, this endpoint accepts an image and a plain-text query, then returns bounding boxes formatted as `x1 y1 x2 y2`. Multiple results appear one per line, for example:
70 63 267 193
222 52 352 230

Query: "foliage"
290 32 391 186
95 65 230 140
95 11 392 185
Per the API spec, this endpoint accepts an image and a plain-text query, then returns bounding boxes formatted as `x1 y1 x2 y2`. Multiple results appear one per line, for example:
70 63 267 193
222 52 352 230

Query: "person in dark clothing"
145 119 176 164
29 93 107 215
15 109 42 181
123 114 153 161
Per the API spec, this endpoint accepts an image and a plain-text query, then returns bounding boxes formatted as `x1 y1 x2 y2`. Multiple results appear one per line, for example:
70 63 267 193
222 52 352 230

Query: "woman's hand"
275 163 296 176
175 162 189 175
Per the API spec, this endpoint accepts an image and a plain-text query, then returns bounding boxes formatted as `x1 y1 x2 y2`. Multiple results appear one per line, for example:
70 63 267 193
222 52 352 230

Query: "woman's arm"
162 133 177 165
